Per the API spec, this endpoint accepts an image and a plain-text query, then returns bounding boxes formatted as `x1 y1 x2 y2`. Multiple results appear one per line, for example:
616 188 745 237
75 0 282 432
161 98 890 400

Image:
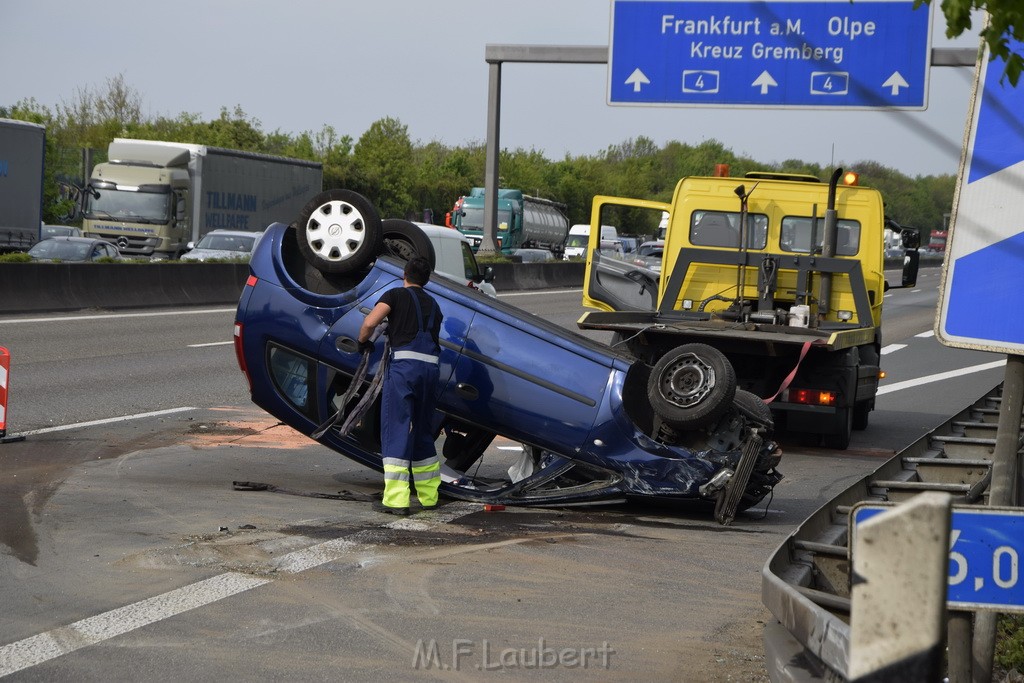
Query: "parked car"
180 229 264 262
233 190 782 519
27 236 120 262
40 225 82 239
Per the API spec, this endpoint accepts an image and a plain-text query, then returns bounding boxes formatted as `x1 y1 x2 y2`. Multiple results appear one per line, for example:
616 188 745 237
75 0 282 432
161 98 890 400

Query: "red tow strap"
763 340 822 404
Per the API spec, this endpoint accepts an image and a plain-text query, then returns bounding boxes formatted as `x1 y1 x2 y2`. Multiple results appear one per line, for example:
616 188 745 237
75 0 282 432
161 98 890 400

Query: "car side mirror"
482 266 494 283
902 249 920 287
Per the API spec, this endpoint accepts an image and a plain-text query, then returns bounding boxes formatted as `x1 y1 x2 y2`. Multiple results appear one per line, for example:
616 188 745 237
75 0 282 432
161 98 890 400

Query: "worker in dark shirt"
358 256 443 515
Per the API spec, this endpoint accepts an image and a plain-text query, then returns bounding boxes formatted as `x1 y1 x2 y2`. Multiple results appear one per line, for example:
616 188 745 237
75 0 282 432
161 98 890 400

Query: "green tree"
921 0 1024 84
351 117 414 219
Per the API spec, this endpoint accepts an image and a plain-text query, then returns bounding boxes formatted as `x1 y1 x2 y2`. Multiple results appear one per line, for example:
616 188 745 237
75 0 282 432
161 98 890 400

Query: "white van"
413 223 497 297
563 224 618 260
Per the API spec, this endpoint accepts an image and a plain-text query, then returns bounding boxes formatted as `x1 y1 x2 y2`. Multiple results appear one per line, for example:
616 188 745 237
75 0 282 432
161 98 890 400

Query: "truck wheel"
853 401 871 431
381 219 436 270
294 189 382 274
822 408 853 450
647 343 736 430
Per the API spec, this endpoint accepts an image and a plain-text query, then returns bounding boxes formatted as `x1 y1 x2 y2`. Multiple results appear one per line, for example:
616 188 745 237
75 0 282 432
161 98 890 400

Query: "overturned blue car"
233 190 782 523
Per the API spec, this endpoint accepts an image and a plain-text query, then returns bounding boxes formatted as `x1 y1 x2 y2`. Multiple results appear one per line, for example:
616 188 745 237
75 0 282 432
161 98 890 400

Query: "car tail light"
783 388 836 406
246 275 258 287
233 322 252 392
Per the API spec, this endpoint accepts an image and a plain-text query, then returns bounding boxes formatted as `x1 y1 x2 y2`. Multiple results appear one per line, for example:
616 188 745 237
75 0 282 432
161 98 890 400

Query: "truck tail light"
783 388 836 406
233 322 252 392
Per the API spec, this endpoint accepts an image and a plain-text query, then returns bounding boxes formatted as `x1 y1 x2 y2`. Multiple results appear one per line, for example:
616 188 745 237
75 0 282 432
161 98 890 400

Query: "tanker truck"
81 139 323 259
446 187 569 257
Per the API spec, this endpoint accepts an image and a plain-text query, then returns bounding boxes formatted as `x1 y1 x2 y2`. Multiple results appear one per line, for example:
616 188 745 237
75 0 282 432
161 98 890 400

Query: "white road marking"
915 330 935 338
878 359 1006 395
12 407 197 437
0 308 235 325
497 288 581 298
881 344 907 355
0 573 270 677
188 341 233 348
0 502 481 677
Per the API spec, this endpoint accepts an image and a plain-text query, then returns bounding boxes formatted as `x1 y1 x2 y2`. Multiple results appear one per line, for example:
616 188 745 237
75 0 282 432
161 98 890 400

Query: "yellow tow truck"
578 168 920 449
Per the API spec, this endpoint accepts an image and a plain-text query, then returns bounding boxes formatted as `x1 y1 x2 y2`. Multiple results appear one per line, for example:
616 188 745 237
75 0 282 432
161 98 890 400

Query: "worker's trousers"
380 353 441 509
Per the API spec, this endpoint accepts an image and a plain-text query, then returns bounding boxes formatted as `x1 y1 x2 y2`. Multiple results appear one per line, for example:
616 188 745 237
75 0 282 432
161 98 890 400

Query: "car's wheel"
646 343 737 430
822 407 853 450
294 189 382 274
381 219 436 271
734 389 773 429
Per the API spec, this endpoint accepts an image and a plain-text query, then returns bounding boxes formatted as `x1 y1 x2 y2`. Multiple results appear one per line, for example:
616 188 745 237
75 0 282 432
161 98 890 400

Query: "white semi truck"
0 118 46 253
82 139 323 259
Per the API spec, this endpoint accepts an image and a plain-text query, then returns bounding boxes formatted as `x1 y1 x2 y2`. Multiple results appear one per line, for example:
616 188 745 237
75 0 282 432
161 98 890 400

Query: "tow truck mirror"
902 249 920 287
901 228 920 249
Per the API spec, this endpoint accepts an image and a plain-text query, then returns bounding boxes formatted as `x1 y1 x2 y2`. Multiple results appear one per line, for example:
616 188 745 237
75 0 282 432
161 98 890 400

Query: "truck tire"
853 400 871 431
294 189 382 274
381 219 436 270
647 343 736 430
823 407 853 450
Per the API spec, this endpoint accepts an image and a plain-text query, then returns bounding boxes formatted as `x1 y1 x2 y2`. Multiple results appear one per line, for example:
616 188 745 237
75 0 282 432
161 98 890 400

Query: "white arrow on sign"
752 71 778 95
882 71 910 95
625 68 650 93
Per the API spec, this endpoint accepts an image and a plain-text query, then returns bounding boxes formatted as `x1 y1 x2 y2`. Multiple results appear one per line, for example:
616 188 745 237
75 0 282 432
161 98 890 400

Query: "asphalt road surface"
0 266 1007 680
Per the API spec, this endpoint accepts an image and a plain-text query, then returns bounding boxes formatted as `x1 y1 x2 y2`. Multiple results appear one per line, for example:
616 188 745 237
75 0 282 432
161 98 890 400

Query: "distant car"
633 240 664 272
41 225 83 239
510 248 555 263
28 236 120 262
233 189 782 515
180 230 264 262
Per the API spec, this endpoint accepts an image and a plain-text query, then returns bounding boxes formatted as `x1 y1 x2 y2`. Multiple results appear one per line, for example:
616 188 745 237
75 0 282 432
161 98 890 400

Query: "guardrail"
761 384 1010 681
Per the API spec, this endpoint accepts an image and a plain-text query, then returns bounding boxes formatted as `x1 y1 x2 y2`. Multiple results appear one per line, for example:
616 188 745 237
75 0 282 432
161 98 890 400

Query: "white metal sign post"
937 34 1024 682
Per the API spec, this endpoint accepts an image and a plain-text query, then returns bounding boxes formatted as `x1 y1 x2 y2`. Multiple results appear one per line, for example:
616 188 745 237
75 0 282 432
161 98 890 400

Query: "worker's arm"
358 301 391 344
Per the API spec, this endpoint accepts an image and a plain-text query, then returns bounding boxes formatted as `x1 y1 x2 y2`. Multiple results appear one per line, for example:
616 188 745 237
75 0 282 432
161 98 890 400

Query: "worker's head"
404 256 432 286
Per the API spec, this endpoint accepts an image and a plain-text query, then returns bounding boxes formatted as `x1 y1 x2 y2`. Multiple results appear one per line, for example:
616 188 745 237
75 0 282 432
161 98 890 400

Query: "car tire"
647 343 737 430
734 389 773 429
294 189 382 274
381 219 436 271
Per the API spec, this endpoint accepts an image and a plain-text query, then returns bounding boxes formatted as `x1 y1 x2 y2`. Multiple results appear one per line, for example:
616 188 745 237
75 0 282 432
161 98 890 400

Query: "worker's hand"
358 340 374 355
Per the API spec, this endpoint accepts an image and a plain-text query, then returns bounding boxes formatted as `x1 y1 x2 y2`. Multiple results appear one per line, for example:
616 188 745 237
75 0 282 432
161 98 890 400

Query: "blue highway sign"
938 37 1024 355
608 0 933 109
854 504 1024 612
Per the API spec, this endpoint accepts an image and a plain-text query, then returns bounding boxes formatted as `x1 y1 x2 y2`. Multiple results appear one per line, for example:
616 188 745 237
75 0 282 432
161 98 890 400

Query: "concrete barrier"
0 254 942 315
0 263 251 314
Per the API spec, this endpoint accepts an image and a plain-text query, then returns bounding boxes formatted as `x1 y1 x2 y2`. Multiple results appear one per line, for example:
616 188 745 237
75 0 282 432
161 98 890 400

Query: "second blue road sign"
608 0 933 109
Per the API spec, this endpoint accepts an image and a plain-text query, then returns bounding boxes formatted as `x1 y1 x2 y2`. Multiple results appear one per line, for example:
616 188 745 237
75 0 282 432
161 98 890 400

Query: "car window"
268 346 316 418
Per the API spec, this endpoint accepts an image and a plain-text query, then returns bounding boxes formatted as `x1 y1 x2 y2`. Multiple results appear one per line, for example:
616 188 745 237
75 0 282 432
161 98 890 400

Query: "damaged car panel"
234 194 782 523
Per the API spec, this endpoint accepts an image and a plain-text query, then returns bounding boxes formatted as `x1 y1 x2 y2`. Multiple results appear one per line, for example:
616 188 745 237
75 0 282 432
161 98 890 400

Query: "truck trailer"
81 139 323 259
578 168 920 449
0 118 45 253
446 187 569 257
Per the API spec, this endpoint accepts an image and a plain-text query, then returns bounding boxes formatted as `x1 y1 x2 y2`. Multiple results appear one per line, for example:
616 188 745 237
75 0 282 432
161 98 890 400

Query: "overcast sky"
2 1 984 178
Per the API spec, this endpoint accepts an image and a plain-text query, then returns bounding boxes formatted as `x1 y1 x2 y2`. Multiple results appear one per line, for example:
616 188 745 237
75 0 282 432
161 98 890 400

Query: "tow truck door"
582 197 669 313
